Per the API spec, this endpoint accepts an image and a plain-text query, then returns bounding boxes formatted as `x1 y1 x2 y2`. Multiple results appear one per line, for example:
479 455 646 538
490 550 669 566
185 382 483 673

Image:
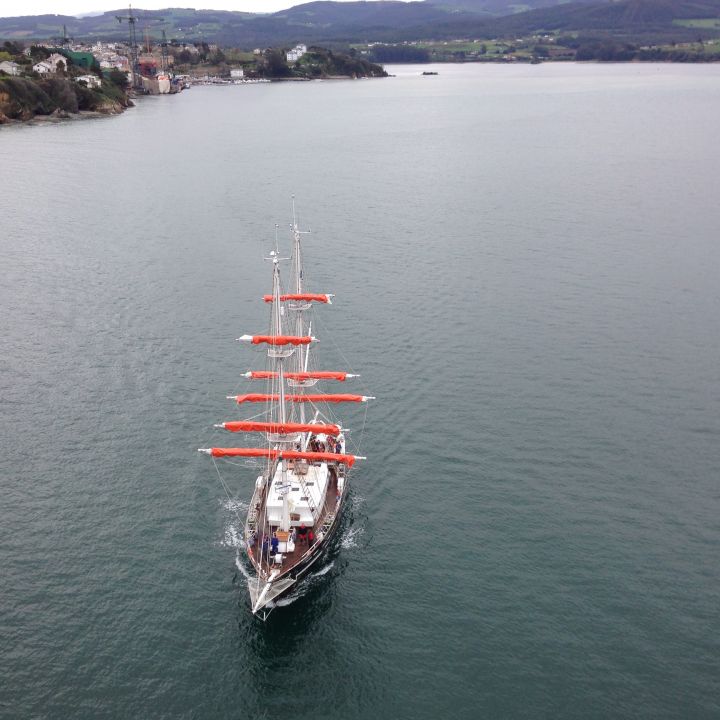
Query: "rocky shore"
0 76 132 125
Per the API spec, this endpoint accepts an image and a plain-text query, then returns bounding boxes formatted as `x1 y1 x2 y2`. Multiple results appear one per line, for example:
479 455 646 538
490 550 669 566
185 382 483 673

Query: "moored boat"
200 204 372 618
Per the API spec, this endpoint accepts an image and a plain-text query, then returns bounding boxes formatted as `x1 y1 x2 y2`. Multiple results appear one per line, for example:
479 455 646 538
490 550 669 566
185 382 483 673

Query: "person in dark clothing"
298 523 307 542
270 532 279 555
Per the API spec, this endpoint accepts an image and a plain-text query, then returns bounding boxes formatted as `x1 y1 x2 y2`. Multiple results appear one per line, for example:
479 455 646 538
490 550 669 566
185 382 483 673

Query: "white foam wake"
218 497 248 549
341 526 364 549
312 560 335 578
350 494 366 511
235 552 252 580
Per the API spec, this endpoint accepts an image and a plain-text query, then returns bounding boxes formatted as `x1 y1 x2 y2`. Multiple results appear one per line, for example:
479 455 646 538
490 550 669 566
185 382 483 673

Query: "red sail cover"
233 393 365 404
263 294 331 304
247 371 347 381
209 448 357 467
222 421 341 436
250 335 312 346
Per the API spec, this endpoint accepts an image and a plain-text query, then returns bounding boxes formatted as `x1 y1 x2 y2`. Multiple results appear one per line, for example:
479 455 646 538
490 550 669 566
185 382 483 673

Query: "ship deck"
252 464 341 576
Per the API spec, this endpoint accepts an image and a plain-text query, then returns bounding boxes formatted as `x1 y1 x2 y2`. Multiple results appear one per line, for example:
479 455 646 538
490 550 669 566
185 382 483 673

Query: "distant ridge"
1 0 719 44
423 0 720 40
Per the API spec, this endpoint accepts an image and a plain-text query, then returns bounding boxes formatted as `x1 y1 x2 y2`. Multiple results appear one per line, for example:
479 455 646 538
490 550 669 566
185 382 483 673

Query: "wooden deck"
252 465 341 576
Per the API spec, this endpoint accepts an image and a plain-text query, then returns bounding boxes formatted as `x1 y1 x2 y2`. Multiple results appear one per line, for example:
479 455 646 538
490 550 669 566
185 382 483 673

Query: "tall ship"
199 207 372 618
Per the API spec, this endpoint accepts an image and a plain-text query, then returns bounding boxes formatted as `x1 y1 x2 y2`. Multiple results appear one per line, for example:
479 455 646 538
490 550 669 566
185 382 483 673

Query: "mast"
271 254 286 426
291 198 307 427
268 247 292 532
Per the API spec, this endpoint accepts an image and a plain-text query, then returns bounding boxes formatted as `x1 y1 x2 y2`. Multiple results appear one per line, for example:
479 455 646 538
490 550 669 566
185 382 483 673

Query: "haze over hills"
427 0 597 14
0 0 719 45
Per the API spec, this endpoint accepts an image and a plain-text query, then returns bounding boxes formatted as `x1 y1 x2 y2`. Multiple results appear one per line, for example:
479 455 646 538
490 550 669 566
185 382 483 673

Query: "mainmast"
269 248 291 532
291 198 309 425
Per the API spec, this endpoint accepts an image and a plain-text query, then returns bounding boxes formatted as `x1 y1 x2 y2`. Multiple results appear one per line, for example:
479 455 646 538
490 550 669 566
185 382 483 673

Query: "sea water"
1 63 719 718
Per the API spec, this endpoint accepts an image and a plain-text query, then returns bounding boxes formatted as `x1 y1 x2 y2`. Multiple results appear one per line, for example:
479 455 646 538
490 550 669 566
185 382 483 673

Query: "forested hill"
411 0 720 43
427 0 598 14
1 0 720 45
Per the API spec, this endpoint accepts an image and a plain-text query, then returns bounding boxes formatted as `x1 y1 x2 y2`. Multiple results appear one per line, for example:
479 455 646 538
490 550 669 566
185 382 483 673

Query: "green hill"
1 0 719 47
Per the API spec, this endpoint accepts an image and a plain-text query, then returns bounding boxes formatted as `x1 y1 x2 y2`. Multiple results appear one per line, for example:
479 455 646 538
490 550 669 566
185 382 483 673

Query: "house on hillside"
286 44 307 63
33 60 53 74
47 53 68 72
76 74 101 88
33 53 68 74
0 60 21 75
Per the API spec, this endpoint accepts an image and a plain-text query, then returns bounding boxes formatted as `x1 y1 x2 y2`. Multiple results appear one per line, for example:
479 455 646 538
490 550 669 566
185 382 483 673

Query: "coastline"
0 107 129 127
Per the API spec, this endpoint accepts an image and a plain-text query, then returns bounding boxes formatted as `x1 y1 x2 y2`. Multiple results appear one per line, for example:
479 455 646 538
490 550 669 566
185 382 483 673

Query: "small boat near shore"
200 204 372 618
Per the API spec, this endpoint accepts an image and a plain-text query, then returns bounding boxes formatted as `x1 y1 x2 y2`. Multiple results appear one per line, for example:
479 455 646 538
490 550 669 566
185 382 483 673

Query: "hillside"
0 4 472 45
427 0 597 15
0 75 131 123
391 0 720 42
1 0 719 46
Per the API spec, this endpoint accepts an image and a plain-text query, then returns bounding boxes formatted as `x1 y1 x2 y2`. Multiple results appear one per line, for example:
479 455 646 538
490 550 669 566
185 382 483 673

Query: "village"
0 38 315 94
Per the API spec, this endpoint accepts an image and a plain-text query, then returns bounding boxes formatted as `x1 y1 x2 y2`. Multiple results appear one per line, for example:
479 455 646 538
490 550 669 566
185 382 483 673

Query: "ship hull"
246 485 346 618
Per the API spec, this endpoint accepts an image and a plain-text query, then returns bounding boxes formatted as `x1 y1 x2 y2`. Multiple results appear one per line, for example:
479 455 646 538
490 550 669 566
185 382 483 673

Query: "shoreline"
0 106 130 128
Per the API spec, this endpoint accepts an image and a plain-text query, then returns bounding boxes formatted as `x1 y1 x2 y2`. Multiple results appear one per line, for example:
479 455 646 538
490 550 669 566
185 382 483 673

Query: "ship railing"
266 433 302 443
267 347 295 358
287 378 318 388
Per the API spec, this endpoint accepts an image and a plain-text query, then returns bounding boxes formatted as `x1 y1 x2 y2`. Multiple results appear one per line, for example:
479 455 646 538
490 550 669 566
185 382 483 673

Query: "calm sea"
1 63 719 719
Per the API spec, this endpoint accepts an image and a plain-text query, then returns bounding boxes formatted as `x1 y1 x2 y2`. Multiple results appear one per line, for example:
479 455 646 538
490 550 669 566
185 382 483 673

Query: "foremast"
267 249 291 532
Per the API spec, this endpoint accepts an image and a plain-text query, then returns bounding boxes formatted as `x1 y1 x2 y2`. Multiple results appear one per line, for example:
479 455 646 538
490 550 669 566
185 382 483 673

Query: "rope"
212 456 244 529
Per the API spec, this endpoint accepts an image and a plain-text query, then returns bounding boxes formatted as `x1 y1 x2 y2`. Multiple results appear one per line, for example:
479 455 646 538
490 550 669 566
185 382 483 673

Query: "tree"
3 41 22 55
108 69 129 89
29 45 50 61
263 49 291 78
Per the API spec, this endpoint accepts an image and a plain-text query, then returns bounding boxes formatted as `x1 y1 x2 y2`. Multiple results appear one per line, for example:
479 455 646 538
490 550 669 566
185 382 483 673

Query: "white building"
99 54 130 70
286 44 307 63
76 74 101 88
33 60 53 74
0 60 21 75
33 53 68 74
230 68 244 79
47 53 68 72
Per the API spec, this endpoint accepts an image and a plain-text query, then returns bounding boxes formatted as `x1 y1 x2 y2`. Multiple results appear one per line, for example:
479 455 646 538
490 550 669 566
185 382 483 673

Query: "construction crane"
116 6 163 89
160 30 170 72
116 5 140 86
